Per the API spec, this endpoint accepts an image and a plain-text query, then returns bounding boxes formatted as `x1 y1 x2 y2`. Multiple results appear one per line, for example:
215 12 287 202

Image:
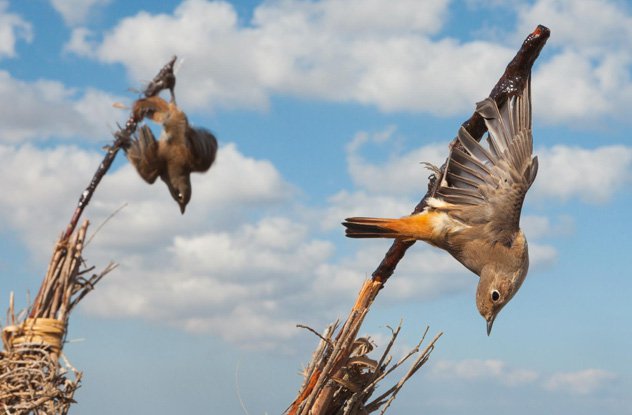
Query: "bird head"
476 245 529 336
167 174 192 214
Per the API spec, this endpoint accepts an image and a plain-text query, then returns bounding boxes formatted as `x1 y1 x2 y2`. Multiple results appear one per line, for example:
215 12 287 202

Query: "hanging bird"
343 82 538 335
126 96 218 214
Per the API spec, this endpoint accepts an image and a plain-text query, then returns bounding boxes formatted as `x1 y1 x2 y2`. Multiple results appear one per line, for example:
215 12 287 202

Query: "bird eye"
491 290 500 302
177 192 183 200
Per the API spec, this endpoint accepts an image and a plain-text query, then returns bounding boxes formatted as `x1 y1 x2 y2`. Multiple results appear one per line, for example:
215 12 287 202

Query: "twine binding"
2 318 65 360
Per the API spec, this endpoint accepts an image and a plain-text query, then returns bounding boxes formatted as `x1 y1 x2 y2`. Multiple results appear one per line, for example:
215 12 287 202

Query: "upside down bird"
343 82 538 335
126 96 218 214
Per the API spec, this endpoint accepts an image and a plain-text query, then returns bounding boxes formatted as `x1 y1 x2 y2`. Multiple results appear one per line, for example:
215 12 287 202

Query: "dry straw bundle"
291 320 441 415
0 221 116 414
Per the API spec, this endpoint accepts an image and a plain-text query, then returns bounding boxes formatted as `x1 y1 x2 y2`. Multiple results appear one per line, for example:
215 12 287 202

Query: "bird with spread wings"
343 81 538 335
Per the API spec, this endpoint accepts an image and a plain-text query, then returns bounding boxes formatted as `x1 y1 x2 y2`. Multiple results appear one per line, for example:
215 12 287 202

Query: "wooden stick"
29 57 178 319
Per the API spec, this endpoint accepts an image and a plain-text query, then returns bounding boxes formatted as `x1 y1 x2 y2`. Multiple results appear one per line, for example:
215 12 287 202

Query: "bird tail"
343 214 433 240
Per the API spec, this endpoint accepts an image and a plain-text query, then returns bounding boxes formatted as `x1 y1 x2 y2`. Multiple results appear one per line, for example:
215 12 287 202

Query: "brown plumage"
343 81 538 335
126 96 218 214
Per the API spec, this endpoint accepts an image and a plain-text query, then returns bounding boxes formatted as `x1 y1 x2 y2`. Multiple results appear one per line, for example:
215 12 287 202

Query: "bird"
125 95 218 214
343 81 538 335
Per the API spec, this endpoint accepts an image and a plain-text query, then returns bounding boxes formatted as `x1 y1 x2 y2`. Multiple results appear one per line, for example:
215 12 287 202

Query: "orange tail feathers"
342 213 434 240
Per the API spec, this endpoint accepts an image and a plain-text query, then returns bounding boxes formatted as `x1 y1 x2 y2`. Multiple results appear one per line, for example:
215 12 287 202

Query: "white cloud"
431 359 539 386
66 0 513 114
0 144 101 255
516 0 632 53
49 0 111 26
516 0 632 124
0 134 497 347
382 247 473 301
0 71 125 143
170 217 333 278
64 27 97 56
3 130 624 347
0 140 321 347
532 145 632 203
432 358 617 396
521 215 574 240
532 50 632 124
320 127 446 228
62 0 632 124
87 216 334 348
544 369 617 395
346 127 446 196
310 243 472 306
527 243 557 270
0 1 32 59
321 190 414 230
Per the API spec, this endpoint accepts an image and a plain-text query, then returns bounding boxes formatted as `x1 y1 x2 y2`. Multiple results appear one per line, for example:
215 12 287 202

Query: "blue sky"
1 0 631 414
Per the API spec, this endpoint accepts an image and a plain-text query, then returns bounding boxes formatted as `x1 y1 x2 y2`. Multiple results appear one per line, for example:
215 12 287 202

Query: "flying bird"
126 96 218 214
343 82 538 335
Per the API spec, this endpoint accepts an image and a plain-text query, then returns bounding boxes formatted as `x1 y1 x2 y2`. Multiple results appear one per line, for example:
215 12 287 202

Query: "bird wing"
126 125 164 184
435 81 538 246
186 127 218 172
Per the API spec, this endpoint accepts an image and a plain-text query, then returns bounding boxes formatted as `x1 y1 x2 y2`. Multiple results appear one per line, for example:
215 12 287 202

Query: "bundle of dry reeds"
0 222 111 413
291 318 441 415
0 221 116 414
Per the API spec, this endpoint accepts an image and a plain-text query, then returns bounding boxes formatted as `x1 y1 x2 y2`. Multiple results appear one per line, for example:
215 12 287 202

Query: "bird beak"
179 203 186 214
486 316 496 336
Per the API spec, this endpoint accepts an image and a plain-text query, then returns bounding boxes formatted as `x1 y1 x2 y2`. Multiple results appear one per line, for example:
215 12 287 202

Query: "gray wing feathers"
435 81 538 242
187 127 218 172
127 125 163 184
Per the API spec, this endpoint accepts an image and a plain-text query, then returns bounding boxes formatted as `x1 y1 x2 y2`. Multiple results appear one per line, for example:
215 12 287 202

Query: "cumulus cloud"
321 127 447 229
431 359 539 386
65 0 512 113
520 215 573 270
0 144 101 255
516 0 632 124
521 215 574 240
516 0 632 53
544 369 617 395
0 71 125 143
433 358 617 396
346 127 446 196
0 140 306 347
527 243 557 270
0 1 32 59
311 243 471 305
63 27 95 55
87 216 334 348
0 132 524 347
62 0 632 124
532 145 632 203
321 190 414 230
49 0 111 26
